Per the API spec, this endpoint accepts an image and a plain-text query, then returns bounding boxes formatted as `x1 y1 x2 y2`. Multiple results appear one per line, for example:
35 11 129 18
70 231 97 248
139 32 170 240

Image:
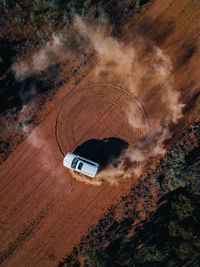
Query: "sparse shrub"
36 31 46 42
47 0 60 11
44 11 54 23
168 220 179 237
83 0 91 10
85 249 104 267
144 247 166 262
15 15 25 25
166 150 188 190
80 7 86 16
171 193 194 218
193 240 200 251
30 12 36 22
179 242 194 261
63 11 70 23
43 10 58 25
0 0 9 8
168 174 186 190
168 220 193 240
179 227 193 240
196 106 200 115
135 0 141 9
15 2 22 10
66 0 75 9
70 6 76 17
33 0 43 11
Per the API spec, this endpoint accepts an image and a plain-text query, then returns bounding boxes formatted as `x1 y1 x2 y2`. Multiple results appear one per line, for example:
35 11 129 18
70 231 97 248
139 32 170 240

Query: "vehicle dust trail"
70 163 128 186
11 14 185 185
70 171 102 186
11 27 90 186
12 32 79 80
17 104 67 187
74 15 185 183
11 33 75 183
26 126 64 177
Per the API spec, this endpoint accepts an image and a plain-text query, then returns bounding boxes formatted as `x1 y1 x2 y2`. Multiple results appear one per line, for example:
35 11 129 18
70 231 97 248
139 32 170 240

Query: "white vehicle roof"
63 152 99 178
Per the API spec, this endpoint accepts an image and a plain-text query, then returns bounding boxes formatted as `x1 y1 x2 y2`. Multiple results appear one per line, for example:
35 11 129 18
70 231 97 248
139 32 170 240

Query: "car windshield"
71 157 78 169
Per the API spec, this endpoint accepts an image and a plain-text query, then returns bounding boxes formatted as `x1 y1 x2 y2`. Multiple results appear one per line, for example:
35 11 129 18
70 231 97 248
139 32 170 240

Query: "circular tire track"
55 83 148 157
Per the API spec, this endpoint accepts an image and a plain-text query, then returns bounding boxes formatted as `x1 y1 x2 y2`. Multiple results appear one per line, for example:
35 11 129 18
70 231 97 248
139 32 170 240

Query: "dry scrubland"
0 0 200 266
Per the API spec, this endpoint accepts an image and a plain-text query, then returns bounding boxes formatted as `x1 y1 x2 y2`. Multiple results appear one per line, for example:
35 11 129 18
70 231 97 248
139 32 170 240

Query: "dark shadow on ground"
0 68 57 114
0 38 16 76
73 137 129 168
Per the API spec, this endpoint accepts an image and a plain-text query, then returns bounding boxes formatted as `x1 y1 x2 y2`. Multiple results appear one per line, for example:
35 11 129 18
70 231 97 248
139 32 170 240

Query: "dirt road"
0 0 200 266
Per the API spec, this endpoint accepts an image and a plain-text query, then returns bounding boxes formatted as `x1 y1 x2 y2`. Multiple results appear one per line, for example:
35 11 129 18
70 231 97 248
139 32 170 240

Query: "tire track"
55 83 148 159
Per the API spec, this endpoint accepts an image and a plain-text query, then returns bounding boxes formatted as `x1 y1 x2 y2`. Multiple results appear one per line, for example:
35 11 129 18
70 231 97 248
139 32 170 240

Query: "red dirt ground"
0 0 200 266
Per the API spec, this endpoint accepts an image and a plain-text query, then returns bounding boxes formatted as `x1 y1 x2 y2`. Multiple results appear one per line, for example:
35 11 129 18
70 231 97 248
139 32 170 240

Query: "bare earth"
0 0 200 266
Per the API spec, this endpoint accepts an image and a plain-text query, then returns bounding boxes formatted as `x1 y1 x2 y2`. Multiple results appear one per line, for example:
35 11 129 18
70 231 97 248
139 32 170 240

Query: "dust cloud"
12 14 184 186
25 128 62 177
12 32 76 80
73 15 184 184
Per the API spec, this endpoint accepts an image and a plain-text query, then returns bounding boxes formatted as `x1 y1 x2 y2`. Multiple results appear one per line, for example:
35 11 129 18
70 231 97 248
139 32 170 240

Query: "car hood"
63 153 74 168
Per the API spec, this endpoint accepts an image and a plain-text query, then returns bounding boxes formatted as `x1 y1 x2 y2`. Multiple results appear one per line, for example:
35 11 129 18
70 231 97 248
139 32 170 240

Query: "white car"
63 152 100 178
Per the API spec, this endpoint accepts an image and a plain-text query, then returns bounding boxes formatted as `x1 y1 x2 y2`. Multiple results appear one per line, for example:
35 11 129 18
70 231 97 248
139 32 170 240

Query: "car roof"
63 152 99 177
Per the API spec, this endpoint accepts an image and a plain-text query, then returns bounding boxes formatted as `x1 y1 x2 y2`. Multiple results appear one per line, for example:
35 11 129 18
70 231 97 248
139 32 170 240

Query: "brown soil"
0 0 200 266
